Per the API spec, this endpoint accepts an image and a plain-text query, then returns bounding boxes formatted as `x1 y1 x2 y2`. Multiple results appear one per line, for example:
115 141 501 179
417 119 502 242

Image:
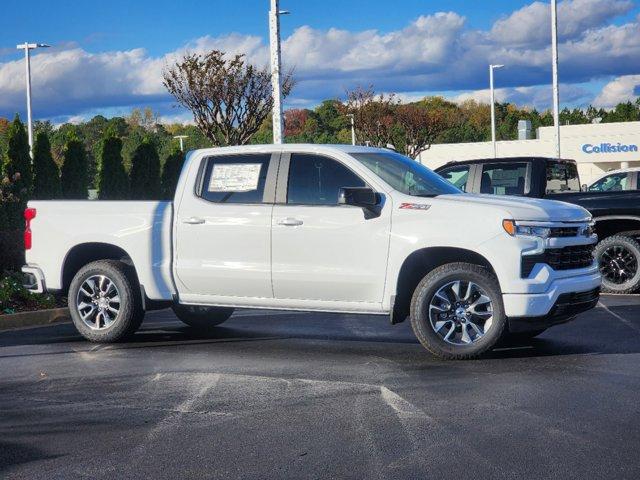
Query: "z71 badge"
399 203 431 210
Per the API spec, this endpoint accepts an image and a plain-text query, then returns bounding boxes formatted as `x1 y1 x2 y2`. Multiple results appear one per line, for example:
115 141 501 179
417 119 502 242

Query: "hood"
437 193 591 222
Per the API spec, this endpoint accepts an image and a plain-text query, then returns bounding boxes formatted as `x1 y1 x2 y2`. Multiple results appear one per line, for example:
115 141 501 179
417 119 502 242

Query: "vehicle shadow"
1 305 639 361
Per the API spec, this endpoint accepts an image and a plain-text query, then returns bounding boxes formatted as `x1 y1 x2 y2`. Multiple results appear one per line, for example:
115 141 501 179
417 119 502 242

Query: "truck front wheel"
410 263 506 360
172 304 234 329
68 260 144 343
595 235 640 294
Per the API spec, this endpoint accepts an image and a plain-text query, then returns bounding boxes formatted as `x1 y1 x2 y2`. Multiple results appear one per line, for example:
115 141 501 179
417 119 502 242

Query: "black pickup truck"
435 157 640 293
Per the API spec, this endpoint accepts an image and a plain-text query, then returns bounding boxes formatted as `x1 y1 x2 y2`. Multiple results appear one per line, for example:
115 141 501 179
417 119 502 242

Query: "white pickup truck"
22 145 601 359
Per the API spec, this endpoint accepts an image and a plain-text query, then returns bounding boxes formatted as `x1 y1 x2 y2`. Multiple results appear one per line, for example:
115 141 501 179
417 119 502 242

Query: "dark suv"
436 157 640 294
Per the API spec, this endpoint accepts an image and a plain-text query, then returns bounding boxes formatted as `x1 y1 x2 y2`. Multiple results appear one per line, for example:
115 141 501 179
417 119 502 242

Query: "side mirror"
338 187 377 207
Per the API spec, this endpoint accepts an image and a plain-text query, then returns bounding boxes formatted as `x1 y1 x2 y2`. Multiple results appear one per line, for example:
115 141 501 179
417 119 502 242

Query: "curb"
0 307 70 331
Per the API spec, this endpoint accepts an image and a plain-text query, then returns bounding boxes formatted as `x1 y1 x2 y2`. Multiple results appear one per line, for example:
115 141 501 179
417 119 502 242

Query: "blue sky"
1 0 639 123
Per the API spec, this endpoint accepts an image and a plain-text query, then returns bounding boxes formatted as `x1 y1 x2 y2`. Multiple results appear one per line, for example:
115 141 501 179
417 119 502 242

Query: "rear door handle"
278 217 304 227
183 217 205 225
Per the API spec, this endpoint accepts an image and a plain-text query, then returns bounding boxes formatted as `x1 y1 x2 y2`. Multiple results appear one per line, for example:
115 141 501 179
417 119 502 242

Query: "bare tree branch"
163 50 294 146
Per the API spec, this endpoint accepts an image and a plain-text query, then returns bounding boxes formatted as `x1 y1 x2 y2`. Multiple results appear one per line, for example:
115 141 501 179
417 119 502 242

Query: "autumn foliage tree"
346 87 399 148
163 50 294 146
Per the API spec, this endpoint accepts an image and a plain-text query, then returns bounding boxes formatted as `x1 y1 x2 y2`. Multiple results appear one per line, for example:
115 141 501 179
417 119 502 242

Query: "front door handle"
183 217 205 225
278 217 304 227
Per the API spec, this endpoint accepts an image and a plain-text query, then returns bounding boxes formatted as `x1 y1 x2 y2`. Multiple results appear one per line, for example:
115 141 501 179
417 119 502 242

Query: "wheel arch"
391 247 497 325
594 216 640 240
61 243 140 295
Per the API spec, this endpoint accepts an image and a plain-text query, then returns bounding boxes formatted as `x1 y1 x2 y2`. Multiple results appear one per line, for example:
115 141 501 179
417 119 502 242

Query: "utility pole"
489 64 504 159
347 114 356 145
173 135 189 152
16 42 50 158
551 0 561 158
269 0 289 144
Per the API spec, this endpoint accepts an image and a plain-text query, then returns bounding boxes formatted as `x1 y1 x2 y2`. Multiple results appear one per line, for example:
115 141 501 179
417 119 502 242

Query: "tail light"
24 208 36 250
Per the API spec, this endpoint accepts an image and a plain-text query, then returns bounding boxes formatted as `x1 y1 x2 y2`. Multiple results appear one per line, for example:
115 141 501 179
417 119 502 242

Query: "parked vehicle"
587 167 640 192
23 146 600 359
436 157 640 293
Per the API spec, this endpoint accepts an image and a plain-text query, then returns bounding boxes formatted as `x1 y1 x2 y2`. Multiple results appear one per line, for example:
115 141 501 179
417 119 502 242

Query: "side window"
480 163 527 195
438 165 471 192
589 173 628 192
287 154 366 205
199 154 270 204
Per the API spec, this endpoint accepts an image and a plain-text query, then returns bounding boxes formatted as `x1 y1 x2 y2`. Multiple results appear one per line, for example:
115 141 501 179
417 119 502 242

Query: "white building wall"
418 121 640 185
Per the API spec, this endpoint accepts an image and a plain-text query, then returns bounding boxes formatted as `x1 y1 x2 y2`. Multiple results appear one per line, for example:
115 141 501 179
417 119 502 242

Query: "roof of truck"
189 144 393 156
434 156 578 170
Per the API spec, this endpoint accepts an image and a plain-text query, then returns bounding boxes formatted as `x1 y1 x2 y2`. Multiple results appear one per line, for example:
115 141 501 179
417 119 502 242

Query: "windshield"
546 161 581 193
351 151 461 197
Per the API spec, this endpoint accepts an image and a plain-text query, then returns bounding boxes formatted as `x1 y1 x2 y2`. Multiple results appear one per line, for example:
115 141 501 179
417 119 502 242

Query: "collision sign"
582 143 639 154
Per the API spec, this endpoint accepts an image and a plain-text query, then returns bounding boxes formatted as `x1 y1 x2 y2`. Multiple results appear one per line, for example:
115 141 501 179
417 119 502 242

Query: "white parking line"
598 301 640 335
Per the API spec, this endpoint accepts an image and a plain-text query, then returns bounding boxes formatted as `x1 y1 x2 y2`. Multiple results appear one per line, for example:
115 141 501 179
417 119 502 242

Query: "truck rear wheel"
409 262 506 360
172 304 234 329
68 260 144 343
596 235 640 294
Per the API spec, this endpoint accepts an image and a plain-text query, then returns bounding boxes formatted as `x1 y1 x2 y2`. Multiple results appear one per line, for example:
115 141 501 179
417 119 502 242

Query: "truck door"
174 152 278 302
271 153 391 307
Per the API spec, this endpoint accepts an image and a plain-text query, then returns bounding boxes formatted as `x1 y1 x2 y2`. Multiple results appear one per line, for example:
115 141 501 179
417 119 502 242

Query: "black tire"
172 304 234 329
595 235 640 294
409 262 507 360
68 260 144 343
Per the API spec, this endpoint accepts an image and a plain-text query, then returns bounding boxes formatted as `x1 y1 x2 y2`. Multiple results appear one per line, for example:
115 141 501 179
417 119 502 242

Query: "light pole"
489 64 504 159
16 42 50 157
269 0 289 145
173 135 189 152
347 114 356 145
551 0 561 158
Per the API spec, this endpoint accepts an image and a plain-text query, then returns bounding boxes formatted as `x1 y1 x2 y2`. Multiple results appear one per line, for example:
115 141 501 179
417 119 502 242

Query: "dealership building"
417 121 640 185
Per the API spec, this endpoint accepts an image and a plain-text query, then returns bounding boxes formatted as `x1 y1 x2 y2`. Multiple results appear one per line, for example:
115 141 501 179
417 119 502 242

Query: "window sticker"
208 163 262 192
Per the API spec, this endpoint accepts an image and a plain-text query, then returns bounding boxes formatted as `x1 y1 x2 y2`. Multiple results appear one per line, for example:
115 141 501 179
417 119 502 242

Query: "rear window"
480 163 527 195
546 161 581 193
199 154 270 204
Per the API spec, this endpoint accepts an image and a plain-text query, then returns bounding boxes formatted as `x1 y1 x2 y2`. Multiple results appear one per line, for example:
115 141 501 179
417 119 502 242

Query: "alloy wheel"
76 275 121 330
428 280 494 345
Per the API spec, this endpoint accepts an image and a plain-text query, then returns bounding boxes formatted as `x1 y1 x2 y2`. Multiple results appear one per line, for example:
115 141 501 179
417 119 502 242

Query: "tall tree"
61 136 89 199
160 149 185 200
394 103 451 158
32 132 62 199
129 141 160 200
98 133 129 199
163 50 294 145
346 87 398 148
4 115 32 197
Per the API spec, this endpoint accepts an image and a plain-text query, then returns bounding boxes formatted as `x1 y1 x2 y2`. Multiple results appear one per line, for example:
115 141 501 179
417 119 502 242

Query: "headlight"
502 220 551 239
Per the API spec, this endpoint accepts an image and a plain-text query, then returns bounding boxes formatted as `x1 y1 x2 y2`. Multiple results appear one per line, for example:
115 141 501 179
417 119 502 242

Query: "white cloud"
594 74 640 107
0 0 638 119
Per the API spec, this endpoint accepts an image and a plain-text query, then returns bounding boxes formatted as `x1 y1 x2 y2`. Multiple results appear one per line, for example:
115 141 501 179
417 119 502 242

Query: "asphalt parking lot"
1 295 640 479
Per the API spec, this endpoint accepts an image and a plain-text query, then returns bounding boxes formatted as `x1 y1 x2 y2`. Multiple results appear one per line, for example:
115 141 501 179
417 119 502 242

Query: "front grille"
549 227 580 238
521 244 595 278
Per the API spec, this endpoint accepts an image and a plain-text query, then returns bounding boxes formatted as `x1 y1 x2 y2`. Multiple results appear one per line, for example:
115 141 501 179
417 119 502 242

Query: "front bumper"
22 265 46 294
508 287 600 333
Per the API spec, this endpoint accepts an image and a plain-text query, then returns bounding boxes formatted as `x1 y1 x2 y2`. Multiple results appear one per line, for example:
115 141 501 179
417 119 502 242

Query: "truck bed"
25 201 175 300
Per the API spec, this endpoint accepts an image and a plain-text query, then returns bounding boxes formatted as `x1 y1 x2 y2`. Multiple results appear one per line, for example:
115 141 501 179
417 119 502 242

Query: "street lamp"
551 0 561 158
269 0 289 145
489 64 504 159
16 42 50 158
346 114 356 146
173 135 189 152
